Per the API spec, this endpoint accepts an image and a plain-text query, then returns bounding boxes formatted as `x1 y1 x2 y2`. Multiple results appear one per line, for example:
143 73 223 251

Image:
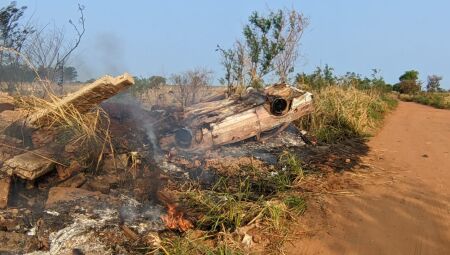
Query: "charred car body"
156 83 313 151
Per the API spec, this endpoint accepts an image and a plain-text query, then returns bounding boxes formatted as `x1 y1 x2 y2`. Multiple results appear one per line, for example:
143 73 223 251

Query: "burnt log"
4 73 134 146
27 73 134 128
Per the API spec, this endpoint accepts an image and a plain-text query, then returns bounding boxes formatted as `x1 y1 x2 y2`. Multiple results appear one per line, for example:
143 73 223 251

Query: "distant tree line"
295 65 393 92
217 8 448 95
129 75 166 96
391 70 446 94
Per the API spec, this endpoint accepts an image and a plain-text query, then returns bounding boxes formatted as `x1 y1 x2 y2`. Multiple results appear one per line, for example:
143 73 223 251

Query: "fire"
161 204 193 232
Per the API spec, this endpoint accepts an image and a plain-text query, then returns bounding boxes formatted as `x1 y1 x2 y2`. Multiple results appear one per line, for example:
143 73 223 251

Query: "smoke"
71 54 94 81
94 32 128 76
68 32 128 81
105 92 163 160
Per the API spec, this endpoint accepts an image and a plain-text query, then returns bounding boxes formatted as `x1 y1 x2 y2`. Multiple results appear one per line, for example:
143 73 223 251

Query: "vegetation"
399 92 450 109
393 70 421 94
170 69 213 108
0 1 85 93
160 151 308 254
390 70 449 109
129 75 166 97
217 8 307 90
426 75 444 92
295 67 397 143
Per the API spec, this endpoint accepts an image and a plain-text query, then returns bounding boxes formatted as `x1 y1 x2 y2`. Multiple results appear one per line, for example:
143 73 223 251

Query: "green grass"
183 190 261 232
283 196 307 215
161 153 309 254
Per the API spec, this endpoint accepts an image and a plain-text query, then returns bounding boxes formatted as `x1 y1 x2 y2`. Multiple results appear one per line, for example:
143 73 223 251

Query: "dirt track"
287 102 450 254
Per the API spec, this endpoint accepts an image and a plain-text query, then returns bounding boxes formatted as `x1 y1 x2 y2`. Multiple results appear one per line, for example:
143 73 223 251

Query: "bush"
399 92 450 109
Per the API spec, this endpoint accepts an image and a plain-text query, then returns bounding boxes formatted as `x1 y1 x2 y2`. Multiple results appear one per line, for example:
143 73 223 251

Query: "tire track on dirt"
286 102 450 255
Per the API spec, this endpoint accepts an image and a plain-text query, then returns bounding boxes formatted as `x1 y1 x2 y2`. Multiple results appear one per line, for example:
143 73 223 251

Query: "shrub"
399 92 450 109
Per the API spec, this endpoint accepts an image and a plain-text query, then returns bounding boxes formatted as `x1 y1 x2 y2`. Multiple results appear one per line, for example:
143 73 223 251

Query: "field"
0 80 401 254
1 1 450 254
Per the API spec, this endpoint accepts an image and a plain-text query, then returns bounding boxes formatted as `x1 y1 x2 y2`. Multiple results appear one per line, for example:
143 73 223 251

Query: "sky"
6 0 450 89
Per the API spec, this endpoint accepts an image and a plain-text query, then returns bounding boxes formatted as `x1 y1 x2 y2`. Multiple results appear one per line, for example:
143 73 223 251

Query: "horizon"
11 0 450 89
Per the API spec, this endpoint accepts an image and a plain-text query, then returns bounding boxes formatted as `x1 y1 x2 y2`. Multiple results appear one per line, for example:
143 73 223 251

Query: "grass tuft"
283 196 307 215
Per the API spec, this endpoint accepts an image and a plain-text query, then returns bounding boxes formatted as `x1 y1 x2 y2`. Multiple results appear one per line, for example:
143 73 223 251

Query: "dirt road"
287 102 450 255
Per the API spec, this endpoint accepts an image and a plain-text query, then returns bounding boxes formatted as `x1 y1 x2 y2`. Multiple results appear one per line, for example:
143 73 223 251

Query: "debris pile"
0 77 318 254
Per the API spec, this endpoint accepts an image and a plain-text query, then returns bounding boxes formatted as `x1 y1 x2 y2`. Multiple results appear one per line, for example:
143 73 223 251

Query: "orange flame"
161 204 193 232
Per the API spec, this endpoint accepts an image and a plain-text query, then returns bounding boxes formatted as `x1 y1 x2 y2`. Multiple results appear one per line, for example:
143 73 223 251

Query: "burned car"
156 83 313 151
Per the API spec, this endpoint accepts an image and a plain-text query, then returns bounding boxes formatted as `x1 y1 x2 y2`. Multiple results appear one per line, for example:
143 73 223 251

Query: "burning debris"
0 76 317 253
160 203 193 232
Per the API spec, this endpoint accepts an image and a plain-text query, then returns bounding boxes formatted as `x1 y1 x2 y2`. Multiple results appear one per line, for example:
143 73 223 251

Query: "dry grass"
297 86 397 143
19 91 113 170
399 92 450 109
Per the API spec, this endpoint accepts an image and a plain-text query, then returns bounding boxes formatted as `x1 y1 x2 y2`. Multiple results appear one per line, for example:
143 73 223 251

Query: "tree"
171 69 212 108
218 8 307 91
63 66 78 82
243 9 307 87
398 70 421 94
295 65 335 90
148 76 166 88
0 1 35 92
130 75 166 98
217 40 247 95
426 75 443 92
0 2 34 60
26 4 85 86
399 70 419 82
274 10 308 82
216 45 236 95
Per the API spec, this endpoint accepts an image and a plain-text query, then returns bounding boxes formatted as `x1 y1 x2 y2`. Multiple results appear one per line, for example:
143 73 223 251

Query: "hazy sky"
8 0 450 88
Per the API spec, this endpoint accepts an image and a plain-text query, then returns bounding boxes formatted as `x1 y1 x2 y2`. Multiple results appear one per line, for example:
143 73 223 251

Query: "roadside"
286 102 450 255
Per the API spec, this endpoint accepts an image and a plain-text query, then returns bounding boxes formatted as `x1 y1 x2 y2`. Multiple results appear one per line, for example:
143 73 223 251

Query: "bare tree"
233 40 247 90
426 75 443 92
26 4 85 89
27 25 65 77
274 10 308 83
171 69 212 108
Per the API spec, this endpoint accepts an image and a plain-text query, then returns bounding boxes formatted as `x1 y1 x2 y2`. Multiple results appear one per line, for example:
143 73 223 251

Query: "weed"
182 191 261 232
263 201 287 231
271 151 305 190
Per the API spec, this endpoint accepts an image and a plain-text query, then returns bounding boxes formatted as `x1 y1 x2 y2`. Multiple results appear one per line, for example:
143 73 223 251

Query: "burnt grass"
0 100 371 254
157 125 371 253
103 101 372 253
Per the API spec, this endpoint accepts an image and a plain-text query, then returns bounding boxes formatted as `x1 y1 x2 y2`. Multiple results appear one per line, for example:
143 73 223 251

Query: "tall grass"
297 86 397 143
399 92 450 109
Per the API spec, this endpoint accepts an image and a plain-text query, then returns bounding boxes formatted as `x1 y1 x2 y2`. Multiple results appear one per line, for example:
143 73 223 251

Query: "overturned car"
156 83 313 151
